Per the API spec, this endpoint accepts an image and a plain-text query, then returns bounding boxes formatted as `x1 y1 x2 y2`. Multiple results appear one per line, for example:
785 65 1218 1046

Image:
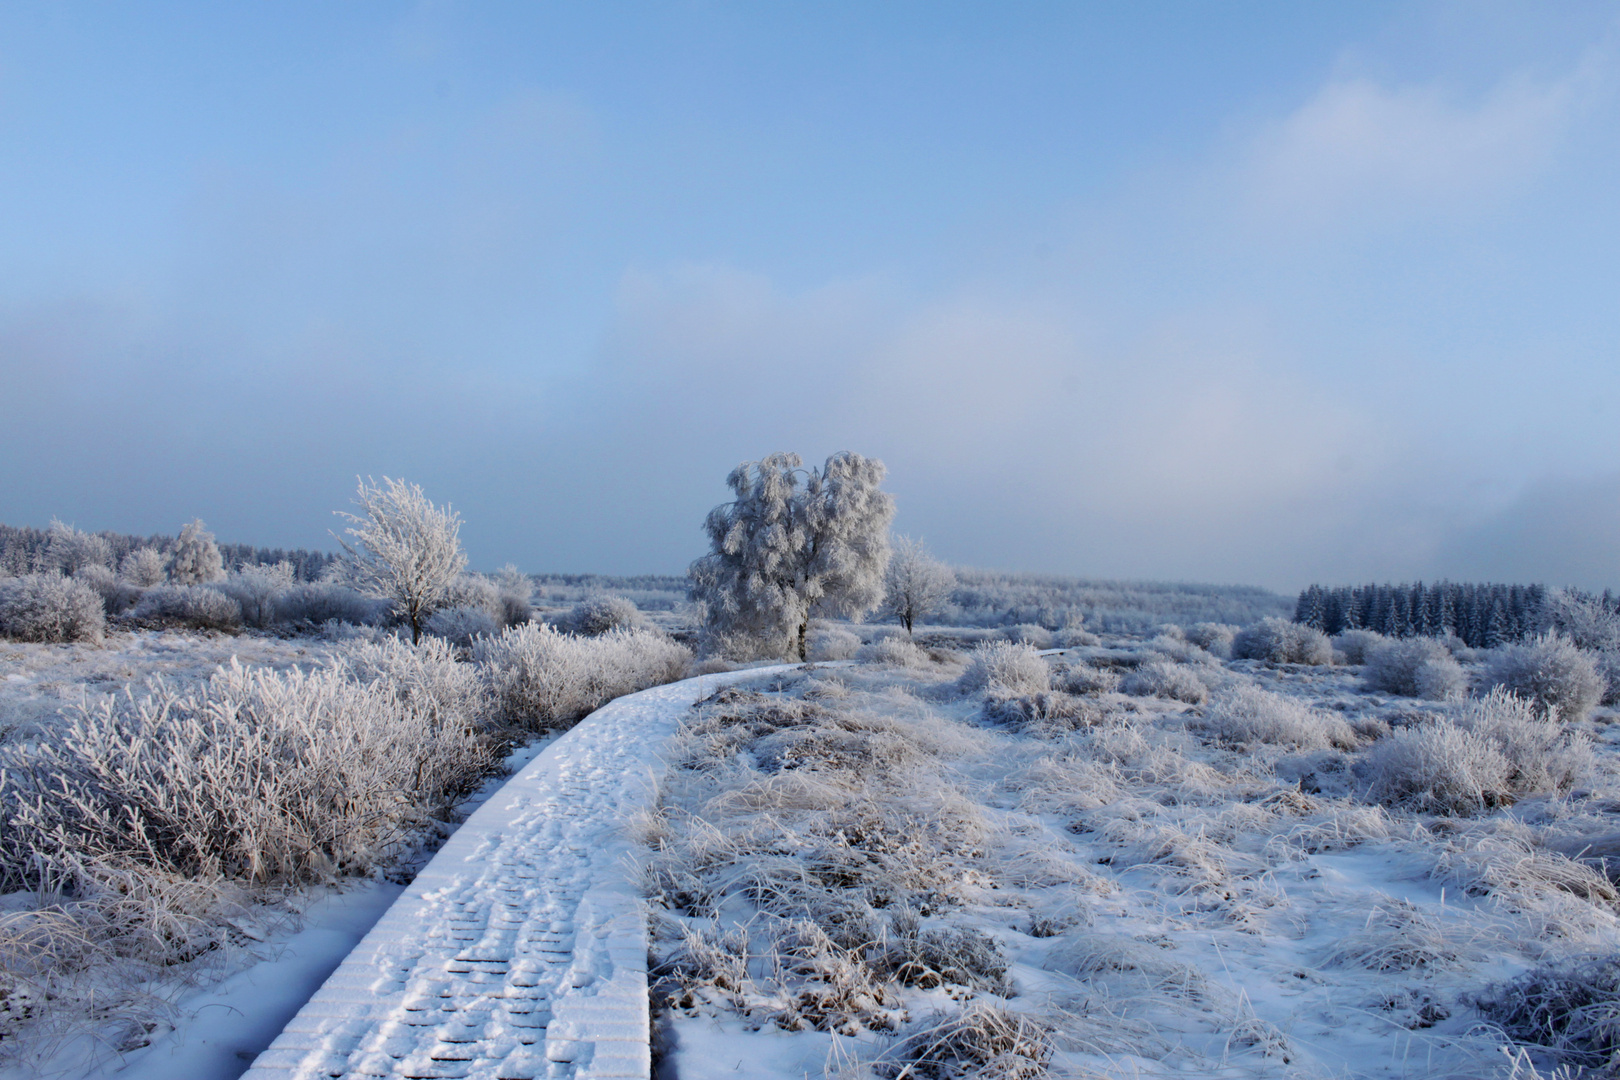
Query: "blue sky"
4 2 1619 591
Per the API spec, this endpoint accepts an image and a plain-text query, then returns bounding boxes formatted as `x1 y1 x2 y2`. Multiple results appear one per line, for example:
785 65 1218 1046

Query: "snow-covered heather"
644 638 1620 1079
0 629 348 744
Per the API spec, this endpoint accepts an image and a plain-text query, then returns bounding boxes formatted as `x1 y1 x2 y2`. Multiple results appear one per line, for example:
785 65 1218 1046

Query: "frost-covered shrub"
1006 623 1053 649
1146 633 1217 667
493 564 532 627
807 625 861 662
218 562 295 628
1120 660 1208 704
341 635 486 732
958 641 1049 695
273 582 382 627
1477 954 1620 1069
130 585 243 631
856 636 931 668
1481 633 1604 721
0 573 106 644
119 546 168 588
1333 629 1388 665
565 594 647 636
1454 688 1593 798
1360 719 1511 816
73 563 142 616
1056 662 1121 695
440 573 502 620
983 690 1103 734
424 605 500 649
474 622 691 729
1596 650 1620 706
0 659 493 890
1054 622 1100 648
166 519 225 585
1199 685 1355 750
1231 617 1333 665
1363 638 1466 700
1185 622 1238 659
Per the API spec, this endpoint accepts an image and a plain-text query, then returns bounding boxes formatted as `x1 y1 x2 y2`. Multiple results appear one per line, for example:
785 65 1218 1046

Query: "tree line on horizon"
1293 581 1620 648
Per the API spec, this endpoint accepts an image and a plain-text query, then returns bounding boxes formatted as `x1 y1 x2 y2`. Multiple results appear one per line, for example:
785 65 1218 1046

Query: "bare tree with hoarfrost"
690 451 894 661
336 477 467 643
883 534 955 637
167 519 225 585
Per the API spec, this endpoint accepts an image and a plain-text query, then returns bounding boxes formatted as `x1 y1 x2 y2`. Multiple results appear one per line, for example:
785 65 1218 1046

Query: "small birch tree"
883 534 955 637
167 519 226 584
690 451 894 661
335 477 467 644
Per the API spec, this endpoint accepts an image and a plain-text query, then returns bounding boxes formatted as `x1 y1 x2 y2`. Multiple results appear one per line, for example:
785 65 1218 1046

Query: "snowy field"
644 633 1620 1079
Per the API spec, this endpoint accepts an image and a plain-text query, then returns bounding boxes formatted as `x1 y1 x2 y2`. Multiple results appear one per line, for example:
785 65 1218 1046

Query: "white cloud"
1241 45 1610 231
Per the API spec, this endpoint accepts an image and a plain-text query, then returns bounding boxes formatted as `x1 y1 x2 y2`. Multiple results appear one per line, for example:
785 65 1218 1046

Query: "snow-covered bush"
1146 633 1218 667
1185 622 1238 658
1120 660 1209 704
440 573 502 620
73 563 142 616
958 641 1049 695
474 622 691 730
807 625 861 661
0 573 106 644
424 605 500 649
1541 588 1620 652
130 585 243 631
1454 688 1593 798
341 635 486 732
119 546 167 587
1006 623 1054 649
565 594 646 636
1332 628 1388 665
1481 633 1603 721
1231 617 1333 665
166 519 225 585
983 689 1103 734
494 563 532 627
1359 719 1511 816
0 659 494 892
1056 662 1121 695
218 561 295 628
856 636 931 668
1363 638 1466 700
1198 685 1355 750
272 582 381 627
1054 620 1100 648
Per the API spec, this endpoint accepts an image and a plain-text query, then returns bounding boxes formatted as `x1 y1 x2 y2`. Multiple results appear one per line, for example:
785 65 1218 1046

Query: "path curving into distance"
242 665 800 1080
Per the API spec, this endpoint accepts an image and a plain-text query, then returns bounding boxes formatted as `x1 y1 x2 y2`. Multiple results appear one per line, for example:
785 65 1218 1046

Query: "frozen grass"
857 636 933 669
645 639 1620 1079
1478 953 1620 1069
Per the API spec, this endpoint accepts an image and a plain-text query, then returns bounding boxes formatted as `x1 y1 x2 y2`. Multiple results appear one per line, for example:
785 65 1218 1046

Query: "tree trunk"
797 619 808 661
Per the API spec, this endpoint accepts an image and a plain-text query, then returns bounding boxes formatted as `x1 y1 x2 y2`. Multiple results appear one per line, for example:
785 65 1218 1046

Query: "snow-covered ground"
644 641 1620 1079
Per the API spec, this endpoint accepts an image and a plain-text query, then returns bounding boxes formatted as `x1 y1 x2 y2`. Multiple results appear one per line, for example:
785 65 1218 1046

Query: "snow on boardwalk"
246 668 789 1080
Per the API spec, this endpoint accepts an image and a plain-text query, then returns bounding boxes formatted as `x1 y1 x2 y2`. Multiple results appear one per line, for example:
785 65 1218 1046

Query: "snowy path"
241 666 795 1080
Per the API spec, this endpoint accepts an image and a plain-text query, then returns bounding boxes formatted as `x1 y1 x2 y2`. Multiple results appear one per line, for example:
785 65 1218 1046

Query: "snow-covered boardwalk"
246 669 781 1080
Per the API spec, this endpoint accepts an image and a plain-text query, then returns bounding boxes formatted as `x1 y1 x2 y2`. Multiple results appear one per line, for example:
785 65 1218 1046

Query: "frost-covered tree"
335 477 467 643
120 546 168 587
44 518 113 575
690 451 894 661
882 534 955 638
167 519 225 585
